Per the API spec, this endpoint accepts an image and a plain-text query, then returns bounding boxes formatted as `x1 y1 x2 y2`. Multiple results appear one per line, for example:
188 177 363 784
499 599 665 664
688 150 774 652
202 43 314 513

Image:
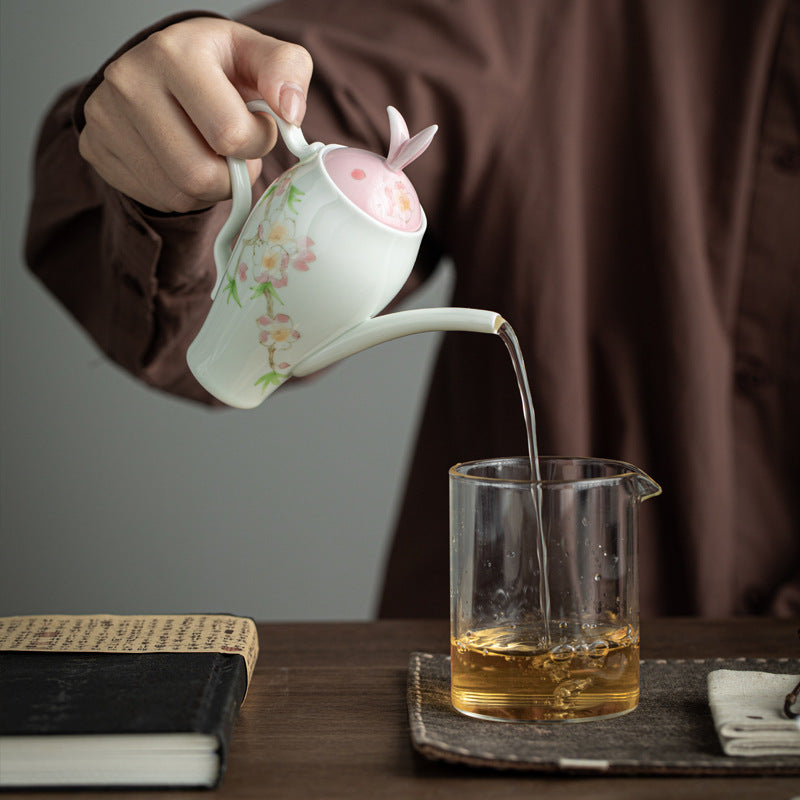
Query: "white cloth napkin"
708 669 800 756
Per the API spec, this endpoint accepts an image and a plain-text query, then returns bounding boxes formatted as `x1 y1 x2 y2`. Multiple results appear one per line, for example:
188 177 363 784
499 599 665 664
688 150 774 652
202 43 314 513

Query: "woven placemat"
407 653 800 775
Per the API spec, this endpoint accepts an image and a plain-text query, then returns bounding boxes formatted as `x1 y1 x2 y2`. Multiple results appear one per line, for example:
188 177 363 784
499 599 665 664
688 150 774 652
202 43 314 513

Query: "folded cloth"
708 669 800 756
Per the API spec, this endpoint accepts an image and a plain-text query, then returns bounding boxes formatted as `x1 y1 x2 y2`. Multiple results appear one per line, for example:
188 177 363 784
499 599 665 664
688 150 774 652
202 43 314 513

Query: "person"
26 0 800 618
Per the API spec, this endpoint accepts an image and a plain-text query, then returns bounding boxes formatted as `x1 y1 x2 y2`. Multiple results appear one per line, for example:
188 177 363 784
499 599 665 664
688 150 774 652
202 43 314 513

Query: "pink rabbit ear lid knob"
322 107 438 232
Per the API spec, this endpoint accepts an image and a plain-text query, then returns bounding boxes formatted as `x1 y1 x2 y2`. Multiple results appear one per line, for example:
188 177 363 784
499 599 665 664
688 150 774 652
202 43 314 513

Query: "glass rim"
449 456 654 491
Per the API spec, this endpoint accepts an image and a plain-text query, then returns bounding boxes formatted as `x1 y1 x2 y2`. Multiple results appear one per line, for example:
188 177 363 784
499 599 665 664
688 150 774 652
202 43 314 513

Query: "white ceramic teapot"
187 101 502 409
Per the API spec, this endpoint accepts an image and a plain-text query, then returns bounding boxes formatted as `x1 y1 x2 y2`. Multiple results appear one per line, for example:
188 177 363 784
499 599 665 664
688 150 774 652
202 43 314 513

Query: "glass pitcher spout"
629 465 662 502
292 308 503 377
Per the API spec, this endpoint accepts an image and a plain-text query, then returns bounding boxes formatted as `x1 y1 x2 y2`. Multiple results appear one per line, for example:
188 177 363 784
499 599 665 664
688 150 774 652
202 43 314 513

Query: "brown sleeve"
25 81 230 403
24 12 231 404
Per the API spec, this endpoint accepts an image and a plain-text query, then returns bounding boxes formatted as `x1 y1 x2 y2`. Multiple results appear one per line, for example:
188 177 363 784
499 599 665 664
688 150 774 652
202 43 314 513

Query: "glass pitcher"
449 456 661 722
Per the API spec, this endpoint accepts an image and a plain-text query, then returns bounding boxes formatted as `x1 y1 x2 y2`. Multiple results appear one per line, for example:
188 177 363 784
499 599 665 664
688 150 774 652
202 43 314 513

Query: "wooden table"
9 618 800 799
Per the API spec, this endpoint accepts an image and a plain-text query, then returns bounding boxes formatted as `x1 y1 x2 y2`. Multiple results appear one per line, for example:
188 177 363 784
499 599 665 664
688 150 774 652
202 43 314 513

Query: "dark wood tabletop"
8 618 800 799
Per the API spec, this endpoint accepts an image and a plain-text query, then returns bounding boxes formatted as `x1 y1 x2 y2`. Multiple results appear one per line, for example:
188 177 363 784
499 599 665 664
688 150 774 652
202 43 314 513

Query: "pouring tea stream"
187 100 546 637
186 101 662 696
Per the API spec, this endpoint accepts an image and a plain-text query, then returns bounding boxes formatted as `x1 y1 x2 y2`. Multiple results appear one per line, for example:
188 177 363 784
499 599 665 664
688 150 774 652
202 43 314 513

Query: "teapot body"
187 145 425 409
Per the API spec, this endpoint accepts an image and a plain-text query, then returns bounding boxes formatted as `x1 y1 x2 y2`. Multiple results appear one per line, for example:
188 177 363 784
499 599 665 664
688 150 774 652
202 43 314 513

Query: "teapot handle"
211 99 318 299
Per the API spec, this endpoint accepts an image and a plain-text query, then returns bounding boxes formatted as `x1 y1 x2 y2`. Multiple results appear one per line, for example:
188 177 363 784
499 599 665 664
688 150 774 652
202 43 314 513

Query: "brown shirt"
26 0 800 618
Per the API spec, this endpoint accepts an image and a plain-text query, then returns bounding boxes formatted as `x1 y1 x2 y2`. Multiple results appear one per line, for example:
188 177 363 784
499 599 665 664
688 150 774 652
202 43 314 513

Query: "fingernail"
279 83 307 126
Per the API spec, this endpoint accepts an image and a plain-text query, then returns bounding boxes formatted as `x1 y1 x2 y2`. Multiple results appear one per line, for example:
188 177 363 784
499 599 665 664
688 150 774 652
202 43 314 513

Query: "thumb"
233 28 313 126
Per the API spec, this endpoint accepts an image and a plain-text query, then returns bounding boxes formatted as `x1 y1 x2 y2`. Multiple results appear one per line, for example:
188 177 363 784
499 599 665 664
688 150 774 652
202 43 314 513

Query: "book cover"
0 614 258 789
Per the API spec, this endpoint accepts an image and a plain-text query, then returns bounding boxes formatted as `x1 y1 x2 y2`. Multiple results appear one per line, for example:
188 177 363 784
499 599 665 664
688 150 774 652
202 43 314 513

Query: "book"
0 614 258 789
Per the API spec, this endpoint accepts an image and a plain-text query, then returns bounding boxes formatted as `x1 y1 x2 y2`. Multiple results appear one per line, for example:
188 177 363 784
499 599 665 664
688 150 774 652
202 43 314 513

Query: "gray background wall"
0 0 453 620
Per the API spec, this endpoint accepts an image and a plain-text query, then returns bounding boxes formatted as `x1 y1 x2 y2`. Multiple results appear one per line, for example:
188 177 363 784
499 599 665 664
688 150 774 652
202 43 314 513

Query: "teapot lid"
323 107 437 232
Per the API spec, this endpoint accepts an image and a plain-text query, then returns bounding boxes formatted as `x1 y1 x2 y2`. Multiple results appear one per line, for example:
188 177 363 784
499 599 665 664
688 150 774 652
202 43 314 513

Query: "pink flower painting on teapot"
219 161 318 391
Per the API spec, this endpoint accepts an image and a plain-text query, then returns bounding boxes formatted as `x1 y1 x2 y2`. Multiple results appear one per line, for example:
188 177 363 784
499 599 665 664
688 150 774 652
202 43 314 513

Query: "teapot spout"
292 308 504 377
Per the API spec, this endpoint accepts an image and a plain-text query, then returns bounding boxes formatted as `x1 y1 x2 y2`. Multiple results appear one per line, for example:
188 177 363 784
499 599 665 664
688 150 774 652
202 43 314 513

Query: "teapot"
187 100 502 409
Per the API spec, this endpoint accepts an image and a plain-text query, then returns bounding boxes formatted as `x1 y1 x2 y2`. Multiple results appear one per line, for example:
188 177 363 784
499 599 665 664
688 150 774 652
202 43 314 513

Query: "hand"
78 17 313 213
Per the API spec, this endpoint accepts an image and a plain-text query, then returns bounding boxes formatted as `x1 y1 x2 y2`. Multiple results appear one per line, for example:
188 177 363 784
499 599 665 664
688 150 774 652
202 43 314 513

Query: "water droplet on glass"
624 623 637 644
